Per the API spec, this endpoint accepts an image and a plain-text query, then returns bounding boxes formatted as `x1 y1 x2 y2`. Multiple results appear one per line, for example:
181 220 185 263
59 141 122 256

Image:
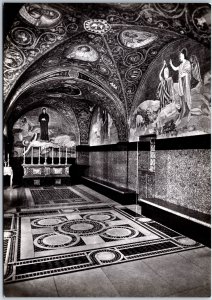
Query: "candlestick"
65 147 67 165
38 147 40 165
23 148 25 164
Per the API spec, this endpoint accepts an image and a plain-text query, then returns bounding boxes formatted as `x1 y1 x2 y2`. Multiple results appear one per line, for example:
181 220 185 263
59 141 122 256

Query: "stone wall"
77 135 210 215
88 146 128 188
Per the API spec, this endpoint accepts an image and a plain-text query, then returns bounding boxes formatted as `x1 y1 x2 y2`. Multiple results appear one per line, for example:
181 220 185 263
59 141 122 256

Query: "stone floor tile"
102 260 172 297
168 284 211 297
143 252 211 294
4 277 58 297
54 268 120 297
178 247 211 270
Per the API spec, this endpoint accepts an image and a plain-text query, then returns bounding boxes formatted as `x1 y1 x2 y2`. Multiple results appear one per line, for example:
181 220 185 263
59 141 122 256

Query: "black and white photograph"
3 2 211 297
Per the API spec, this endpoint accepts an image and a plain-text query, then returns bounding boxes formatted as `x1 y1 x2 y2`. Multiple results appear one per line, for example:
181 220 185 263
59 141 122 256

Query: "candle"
52 147 54 165
31 147 33 165
65 147 67 165
23 148 25 164
7 154 9 166
38 147 40 165
59 147 61 165
44 147 47 164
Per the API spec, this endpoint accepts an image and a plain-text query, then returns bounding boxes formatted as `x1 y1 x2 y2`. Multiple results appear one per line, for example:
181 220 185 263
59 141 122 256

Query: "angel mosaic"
130 47 210 140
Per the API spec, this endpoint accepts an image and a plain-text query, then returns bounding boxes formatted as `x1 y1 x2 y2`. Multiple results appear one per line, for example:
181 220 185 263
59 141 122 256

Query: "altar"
23 164 71 186
22 146 72 186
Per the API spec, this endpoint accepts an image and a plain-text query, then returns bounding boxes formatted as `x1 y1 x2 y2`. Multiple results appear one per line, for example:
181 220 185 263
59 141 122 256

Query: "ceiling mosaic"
4 3 211 142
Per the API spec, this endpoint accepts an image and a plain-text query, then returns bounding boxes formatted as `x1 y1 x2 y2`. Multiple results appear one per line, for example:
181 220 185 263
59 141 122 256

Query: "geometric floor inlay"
34 233 80 249
30 188 81 201
54 219 106 236
4 201 203 283
31 217 68 228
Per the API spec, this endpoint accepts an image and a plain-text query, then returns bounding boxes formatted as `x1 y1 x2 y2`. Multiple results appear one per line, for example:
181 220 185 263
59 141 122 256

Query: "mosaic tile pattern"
30 189 81 202
155 149 211 214
29 187 103 206
4 204 203 283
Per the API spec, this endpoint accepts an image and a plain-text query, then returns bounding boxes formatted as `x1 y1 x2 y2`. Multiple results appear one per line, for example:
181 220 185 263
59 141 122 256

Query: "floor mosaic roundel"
89 249 123 264
54 219 106 236
138 217 152 223
175 237 198 246
34 233 80 249
101 226 139 240
31 217 67 228
84 213 116 222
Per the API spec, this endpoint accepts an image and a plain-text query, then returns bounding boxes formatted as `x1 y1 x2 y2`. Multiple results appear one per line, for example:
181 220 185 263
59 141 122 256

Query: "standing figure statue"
39 107 49 141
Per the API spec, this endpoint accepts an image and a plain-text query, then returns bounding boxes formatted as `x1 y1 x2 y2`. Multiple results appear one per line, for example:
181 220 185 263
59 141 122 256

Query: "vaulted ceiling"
4 3 211 143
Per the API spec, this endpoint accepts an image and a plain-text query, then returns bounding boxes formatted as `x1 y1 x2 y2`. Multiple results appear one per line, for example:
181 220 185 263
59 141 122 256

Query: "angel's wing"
190 55 201 82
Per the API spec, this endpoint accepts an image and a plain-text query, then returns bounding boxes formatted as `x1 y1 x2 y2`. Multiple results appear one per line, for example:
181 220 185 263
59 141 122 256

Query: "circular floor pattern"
34 233 80 249
175 237 198 246
84 213 116 222
89 249 123 264
31 217 67 228
101 226 139 240
138 217 152 223
54 219 106 236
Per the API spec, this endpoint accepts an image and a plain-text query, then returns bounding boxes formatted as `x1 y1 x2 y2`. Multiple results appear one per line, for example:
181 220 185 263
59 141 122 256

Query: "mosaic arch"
5 67 128 143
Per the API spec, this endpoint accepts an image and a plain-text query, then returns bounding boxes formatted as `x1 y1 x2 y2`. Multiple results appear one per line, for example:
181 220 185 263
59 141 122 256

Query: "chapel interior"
3 3 211 297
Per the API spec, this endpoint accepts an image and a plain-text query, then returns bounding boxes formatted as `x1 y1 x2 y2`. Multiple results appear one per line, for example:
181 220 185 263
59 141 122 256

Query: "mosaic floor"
4 185 203 284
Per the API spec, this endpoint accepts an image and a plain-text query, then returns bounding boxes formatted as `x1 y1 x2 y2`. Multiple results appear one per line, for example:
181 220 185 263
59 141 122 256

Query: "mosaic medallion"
125 67 142 82
31 217 67 228
101 226 139 240
83 213 116 222
175 237 198 246
34 233 80 249
84 19 111 34
54 219 106 236
89 248 123 264
124 52 144 66
192 6 211 33
4 49 25 69
120 29 157 49
10 28 35 47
